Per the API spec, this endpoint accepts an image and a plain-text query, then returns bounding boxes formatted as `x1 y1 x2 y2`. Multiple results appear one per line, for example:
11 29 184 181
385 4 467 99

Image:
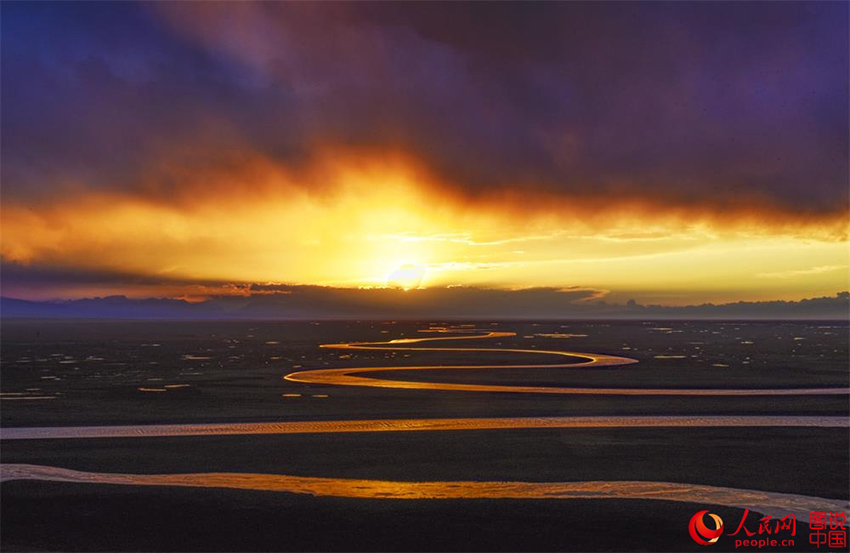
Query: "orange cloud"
1 148 847 304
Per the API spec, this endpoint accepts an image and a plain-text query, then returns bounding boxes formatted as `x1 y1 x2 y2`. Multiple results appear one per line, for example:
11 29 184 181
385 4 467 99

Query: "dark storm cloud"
1 1 847 215
0 260 208 288
0 260 250 299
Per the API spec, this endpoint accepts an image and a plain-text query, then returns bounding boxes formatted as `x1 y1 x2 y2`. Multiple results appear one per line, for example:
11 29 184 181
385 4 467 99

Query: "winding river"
2 327 848 518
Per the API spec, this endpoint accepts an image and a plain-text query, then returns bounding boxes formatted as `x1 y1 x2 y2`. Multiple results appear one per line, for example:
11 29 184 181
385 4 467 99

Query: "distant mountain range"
2 289 848 320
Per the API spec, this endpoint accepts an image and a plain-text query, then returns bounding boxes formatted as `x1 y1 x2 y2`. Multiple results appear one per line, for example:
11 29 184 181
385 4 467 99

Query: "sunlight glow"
387 264 426 290
1 152 847 303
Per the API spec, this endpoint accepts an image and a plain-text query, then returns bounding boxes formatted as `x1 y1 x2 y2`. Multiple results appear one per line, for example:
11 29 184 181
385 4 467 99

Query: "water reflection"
2 415 845 441
2 463 847 522
285 329 850 396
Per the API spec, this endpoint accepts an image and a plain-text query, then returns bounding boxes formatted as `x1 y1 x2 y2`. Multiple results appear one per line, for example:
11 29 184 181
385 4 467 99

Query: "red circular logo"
689 510 724 545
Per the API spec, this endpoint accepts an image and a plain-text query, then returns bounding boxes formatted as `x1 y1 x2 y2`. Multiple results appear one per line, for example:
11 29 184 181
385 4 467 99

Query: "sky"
1 1 848 309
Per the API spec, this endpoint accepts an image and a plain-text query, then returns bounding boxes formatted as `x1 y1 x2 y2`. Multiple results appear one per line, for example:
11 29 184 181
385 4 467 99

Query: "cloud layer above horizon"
1 2 848 305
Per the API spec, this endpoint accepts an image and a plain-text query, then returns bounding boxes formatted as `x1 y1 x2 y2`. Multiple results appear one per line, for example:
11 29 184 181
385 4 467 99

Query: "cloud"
757 265 848 279
1 2 847 219
1 3 847 305
0 261 254 301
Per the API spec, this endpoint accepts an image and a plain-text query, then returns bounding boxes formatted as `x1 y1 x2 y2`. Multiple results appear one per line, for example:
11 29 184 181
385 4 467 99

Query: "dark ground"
1 320 848 551
4 483 839 553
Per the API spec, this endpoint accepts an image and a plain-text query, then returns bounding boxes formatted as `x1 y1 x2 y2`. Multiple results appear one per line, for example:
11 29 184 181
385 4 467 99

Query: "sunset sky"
1 2 847 307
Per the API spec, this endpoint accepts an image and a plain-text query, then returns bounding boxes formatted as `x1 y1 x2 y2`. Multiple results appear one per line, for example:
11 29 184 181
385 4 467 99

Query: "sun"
387 263 426 290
